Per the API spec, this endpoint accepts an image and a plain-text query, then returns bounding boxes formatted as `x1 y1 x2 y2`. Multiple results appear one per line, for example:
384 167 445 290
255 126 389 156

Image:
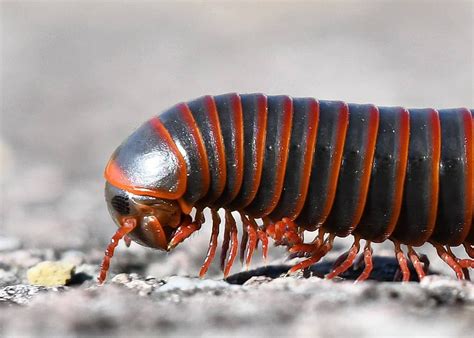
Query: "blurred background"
1 1 473 276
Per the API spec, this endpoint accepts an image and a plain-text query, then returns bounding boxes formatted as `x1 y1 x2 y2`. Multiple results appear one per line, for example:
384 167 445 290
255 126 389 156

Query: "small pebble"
111 273 132 284
27 261 75 287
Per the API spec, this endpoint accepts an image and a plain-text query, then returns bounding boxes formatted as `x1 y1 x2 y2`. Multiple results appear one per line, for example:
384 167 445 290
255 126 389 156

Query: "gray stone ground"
1 1 474 337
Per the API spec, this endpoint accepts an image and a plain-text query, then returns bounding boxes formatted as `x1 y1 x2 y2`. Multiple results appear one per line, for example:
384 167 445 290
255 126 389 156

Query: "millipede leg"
168 210 204 250
331 251 350 270
168 219 201 250
220 212 231 272
224 210 238 278
273 220 286 243
281 218 303 245
98 218 137 284
239 223 248 265
257 226 269 263
433 243 464 280
288 230 323 256
355 242 373 283
288 234 335 274
456 260 474 269
407 246 426 281
419 254 430 275
446 247 474 270
199 209 221 278
264 217 276 240
245 217 259 268
393 241 410 282
239 212 258 269
268 218 301 247
326 236 360 279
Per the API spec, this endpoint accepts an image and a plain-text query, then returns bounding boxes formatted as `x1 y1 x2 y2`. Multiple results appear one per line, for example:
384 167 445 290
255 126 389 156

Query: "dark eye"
111 195 130 215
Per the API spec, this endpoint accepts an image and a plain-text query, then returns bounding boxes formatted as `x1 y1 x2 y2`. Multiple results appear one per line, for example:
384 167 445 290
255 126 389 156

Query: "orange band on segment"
259 96 294 216
240 94 268 208
228 93 245 202
351 105 380 229
203 95 227 202
427 109 441 239
105 160 183 199
175 102 211 200
177 198 193 215
104 159 135 193
104 118 187 200
320 102 349 223
460 109 473 241
472 111 474 227
148 118 187 198
291 99 320 220
382 108 410 240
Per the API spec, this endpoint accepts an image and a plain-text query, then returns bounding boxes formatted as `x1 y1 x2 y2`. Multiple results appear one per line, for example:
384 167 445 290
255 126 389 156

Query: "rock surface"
1 1 473 337
1 247 474 337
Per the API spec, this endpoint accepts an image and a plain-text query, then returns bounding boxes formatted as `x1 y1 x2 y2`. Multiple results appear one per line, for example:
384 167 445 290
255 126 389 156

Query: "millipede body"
99 93 474 284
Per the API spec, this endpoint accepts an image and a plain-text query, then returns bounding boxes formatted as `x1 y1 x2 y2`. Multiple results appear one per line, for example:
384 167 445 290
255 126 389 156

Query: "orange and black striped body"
105 93 473 247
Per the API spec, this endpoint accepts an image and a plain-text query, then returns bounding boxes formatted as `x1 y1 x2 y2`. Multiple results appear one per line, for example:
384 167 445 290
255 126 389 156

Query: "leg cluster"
194 210 474 281
99 209 474 283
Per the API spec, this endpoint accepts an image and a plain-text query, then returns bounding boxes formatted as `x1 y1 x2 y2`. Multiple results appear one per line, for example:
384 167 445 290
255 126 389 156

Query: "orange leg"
281 218 303 245
326 236 361 279
199 209 221 278
281 218 298 233
274 220 286 242
168 218 201 250
288 242 320 255
271 218 302 247
456 260 474 269
265 217 303 249
239 223 248 265
243 215 259 268
98 218 137 284
224 210 239 278
288 234 335 274
355 242 373 283
168 209 203 249
288 230 323 255
433 243 464 280
446 247 474 270
257 227 269 263
407 246 426 281
447 245 471 280
264 217 276 239
220 212 231 272
393 241 410 282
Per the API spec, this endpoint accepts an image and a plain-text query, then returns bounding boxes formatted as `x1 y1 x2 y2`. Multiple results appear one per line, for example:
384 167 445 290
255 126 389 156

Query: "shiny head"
98 117 193 284
104 182 185 251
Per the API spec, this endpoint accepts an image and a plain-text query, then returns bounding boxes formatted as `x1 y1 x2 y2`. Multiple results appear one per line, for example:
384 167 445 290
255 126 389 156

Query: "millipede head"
105 182 185 251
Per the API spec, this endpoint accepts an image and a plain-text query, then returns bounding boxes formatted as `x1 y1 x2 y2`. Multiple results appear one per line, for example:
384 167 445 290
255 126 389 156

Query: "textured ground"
1 245 474 337
1 1 474 337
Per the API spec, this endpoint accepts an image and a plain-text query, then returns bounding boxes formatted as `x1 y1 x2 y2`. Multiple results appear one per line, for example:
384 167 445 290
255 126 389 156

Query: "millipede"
98 93 474 284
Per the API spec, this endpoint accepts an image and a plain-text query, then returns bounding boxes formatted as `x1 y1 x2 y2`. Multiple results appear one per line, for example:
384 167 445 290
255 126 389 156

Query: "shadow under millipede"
225 256 439 285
